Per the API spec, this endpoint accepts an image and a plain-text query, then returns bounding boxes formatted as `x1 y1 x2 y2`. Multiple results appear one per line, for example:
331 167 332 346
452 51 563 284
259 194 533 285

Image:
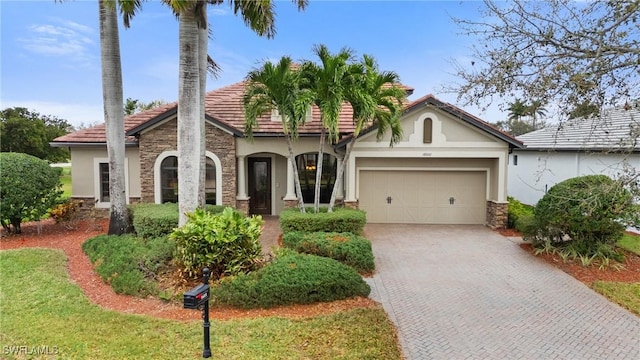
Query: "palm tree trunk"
197 6 208 207
285 137 306 213
314 127 326 213
328 137 356 212
178 6 202 226
99 0 131 235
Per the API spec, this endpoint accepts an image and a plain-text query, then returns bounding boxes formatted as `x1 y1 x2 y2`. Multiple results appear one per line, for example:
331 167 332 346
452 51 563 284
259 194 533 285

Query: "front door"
248 157 272 215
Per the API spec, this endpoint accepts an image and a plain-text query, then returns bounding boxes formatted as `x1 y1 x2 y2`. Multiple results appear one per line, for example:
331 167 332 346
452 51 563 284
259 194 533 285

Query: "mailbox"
183 283 210 309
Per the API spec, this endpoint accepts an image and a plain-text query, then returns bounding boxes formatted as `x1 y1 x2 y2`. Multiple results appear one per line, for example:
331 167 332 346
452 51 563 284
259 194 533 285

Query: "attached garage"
359 170 487 224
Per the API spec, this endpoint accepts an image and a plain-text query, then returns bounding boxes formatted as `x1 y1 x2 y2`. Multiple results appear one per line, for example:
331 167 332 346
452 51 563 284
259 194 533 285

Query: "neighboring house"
52 81 522 228
508 107 640 206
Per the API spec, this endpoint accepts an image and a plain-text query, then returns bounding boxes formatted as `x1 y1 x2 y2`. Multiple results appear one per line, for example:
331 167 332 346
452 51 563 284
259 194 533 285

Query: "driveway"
364 224 640 360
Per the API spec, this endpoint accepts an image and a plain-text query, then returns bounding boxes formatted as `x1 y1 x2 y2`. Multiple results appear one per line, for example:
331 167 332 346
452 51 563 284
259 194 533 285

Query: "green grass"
0 248 401 360
59 166 72 199
591 281 640 316
618 234 640 255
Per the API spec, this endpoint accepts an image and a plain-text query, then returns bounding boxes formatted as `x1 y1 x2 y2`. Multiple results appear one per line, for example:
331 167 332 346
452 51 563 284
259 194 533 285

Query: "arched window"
295 153 337 204
159 155 217 204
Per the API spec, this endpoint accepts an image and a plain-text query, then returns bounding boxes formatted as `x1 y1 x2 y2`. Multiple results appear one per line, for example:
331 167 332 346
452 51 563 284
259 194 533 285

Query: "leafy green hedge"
82 234 175 296
212 251 370 309
279 208 367 235
282 232 375 273
507 196 535 233
130 203 226 238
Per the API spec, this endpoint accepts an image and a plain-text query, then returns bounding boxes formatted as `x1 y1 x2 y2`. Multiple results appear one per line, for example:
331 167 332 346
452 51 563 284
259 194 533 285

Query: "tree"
124 98 167 115
526 100 547 129
98 0 142 235
244 57 313 212
301 45 356 213
165 0 307 225
493 118 537 136
568 101 600 119
0 152 62 234
450 0 640 119
0 107 73 163
328 55 405 211
507 99 527 123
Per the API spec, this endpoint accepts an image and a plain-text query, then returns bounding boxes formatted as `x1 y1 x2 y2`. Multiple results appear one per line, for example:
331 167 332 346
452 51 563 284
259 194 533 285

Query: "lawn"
59 165 72 199
619 233 640 255
0 248 402 360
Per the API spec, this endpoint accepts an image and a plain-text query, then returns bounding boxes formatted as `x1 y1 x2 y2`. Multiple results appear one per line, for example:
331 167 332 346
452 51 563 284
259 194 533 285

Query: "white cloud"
17 18 97 67
0 99 103 129
208 8 227 16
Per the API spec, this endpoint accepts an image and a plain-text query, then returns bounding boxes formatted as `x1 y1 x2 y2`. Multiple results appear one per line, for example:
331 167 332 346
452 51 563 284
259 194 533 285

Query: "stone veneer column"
486 200 508 229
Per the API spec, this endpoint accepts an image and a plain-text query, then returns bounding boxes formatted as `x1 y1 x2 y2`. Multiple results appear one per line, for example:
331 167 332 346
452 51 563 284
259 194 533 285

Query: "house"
508 107 640 206
52 81 523 228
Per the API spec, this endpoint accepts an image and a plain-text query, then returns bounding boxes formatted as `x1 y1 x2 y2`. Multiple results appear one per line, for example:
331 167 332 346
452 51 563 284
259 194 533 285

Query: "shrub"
170 207 263 278
0 152 63 234
282 232 375 273
279 207 367 235
506 196 534 232
82 234 175 296
525 175 635 261
130 203 227 238
48 199 82 224
212 251 371 309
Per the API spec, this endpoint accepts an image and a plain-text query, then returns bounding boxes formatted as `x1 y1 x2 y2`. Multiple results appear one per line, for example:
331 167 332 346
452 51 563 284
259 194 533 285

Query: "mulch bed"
0 219 377 321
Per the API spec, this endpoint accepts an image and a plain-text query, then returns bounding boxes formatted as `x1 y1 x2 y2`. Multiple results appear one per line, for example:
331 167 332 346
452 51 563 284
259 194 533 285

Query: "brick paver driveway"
364 224 640 360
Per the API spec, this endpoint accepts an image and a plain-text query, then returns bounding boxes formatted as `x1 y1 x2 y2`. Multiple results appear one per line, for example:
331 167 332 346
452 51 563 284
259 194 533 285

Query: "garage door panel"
359 170 487 224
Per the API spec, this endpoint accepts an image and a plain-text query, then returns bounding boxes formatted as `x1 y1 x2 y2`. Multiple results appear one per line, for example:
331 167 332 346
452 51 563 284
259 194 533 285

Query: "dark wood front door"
248 157 272 215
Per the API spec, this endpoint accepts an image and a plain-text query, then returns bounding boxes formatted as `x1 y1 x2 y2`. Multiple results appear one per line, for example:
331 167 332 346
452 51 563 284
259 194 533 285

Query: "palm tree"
301 44 355 213
328 55 406 211
98 0 143 235
243 57 313 212
526 100 547 129
166 0 307 224
508 98 528 122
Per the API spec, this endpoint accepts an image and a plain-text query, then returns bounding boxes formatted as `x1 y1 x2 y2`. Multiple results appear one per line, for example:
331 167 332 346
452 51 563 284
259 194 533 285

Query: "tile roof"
516 107 640 151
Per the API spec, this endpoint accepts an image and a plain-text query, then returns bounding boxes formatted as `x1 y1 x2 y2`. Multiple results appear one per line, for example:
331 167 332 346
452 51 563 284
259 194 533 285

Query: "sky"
0 0 499 129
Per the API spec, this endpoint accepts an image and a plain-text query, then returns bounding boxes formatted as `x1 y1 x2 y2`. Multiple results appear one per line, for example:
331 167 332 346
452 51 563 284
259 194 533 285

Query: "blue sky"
1 0 497 128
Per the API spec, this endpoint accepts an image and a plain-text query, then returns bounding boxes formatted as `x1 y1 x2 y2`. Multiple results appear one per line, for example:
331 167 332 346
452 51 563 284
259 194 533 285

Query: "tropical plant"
98 0 142 235
170 207 263 278
328 54 405 211
0 152 63 234
526 100 547 129
301 44 356 212
507 98 527 123
243 56 313 212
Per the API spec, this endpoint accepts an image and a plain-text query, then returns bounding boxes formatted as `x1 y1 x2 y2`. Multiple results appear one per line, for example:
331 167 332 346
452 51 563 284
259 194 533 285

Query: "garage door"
359 170 487 224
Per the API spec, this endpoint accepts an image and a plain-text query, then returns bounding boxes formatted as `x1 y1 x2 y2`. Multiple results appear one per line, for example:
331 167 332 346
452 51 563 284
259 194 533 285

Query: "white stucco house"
52 80 523 228
508 107 640 206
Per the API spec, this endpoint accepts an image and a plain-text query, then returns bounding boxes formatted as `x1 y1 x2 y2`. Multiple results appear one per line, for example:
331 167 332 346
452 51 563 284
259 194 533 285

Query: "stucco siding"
69 147 140 199
508 151 640 206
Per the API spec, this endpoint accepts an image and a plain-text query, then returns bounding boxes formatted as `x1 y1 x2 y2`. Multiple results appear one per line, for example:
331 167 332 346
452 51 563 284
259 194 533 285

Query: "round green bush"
0 152 62 234
526 175 634 248
213 252 371 309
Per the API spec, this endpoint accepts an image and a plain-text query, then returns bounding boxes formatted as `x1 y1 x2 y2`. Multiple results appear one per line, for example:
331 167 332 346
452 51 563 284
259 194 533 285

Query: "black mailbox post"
183 268 211 358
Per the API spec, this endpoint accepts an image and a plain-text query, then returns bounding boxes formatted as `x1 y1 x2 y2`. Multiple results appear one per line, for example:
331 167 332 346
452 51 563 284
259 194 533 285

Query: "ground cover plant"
0 248 402 359
213 250 371 309
282 231 375 273
82 234 175 296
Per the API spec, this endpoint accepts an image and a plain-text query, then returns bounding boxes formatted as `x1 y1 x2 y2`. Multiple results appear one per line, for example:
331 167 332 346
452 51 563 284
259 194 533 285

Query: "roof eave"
49 141 138 147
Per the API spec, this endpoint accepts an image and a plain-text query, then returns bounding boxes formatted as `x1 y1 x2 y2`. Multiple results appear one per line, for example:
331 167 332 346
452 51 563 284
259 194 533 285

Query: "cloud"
17 18 97 67
208 8 227 16
0 99 104 129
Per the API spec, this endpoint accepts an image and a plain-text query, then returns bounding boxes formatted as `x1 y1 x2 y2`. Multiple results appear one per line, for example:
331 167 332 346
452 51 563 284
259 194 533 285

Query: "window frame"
93 157 130 209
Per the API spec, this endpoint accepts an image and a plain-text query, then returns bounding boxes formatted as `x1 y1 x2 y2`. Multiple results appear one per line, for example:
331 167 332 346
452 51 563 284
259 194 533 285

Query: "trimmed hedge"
282 231 375 273
212 251 371 309
130 203 226 238
507 196 535 233
279 207 367 235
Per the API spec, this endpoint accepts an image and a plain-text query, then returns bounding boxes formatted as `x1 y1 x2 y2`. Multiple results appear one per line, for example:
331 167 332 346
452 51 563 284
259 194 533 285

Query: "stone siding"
138 119 237 206
486 200 508 229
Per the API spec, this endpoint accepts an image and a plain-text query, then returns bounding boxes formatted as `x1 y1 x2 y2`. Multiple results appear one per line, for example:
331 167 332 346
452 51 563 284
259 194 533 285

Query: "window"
423 118 433 144
160 155 217 204
513 155 518 166
295 153 336 203
99 163 110 202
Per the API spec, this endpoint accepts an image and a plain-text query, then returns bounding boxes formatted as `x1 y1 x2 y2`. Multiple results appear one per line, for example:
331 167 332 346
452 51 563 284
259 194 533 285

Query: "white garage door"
359 170 487 224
